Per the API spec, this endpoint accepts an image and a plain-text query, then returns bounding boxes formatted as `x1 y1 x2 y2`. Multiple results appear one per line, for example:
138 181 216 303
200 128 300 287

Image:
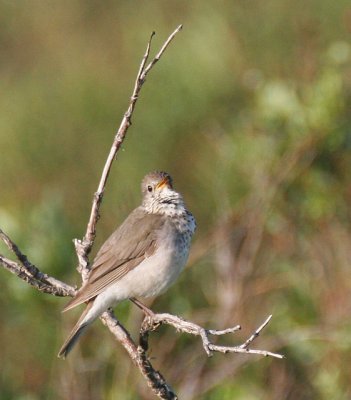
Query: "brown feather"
58 300 94 358
63 208 165 312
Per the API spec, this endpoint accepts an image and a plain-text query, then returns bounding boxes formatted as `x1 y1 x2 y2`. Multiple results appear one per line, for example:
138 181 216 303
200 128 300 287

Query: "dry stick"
0 26 183 400
139 313 284 360
0 25 284 400
0 228 75 297
239 314 272 349
101 309 177 400
0 254 75 297
0 234 176 399
72 26 184 400
74 24 183 282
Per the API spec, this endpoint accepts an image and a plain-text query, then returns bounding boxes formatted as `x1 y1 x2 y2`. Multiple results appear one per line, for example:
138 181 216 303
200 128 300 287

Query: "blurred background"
1 1 351 399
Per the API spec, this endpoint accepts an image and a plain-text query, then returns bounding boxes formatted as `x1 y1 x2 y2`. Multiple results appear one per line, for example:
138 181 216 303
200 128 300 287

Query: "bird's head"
141 171 183 213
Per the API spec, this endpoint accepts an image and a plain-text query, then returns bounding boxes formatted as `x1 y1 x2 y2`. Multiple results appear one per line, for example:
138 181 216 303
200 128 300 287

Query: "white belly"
97 225 190 306
80 211 195 326
119 240 188 298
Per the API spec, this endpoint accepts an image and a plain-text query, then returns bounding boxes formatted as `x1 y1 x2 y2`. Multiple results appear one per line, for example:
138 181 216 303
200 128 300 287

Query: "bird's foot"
130 297 155 318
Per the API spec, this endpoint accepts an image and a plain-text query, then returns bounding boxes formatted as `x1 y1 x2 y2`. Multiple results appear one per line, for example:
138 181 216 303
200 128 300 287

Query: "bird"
58 171 196 358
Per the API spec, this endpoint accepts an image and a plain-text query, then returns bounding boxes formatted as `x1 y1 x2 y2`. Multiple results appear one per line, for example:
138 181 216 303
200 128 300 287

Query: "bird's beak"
156 177 171 190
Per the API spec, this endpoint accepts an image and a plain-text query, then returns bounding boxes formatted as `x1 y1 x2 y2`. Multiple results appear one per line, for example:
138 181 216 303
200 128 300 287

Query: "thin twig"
0 26 184 400
208 325 241 335
0 228 28 263
0 25 284 400
139 312 284 360
75 26 184 398
101 309 177 400
74 25 183 282
142 25 183 77
239 314 272 349
0 229 75 297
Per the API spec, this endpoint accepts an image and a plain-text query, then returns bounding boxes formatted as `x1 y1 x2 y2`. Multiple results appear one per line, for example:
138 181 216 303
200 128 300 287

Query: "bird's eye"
147 185 153 192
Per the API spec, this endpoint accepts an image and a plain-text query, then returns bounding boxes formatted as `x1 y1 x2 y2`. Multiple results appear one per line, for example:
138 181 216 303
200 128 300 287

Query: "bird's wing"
63 208 165 311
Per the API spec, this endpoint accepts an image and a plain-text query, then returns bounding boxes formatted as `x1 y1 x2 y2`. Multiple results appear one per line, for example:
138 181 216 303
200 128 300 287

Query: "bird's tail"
58 301 94 359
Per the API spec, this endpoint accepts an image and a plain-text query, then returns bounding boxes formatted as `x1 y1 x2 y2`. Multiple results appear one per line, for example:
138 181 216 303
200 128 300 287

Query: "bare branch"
1 228 25 259
208 325 241 335
0 229 75 297
101 309 177 400
0 27 185 399
75 25 183 282
239 314 272 349
74 26 185 398
0 25 283 400
142 25 183 77
139 312 284 360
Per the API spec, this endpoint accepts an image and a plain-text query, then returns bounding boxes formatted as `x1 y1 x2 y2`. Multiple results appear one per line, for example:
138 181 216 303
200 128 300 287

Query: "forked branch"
139 312 283 360
0 228 75 297
0 25 283 400
74 25 183 282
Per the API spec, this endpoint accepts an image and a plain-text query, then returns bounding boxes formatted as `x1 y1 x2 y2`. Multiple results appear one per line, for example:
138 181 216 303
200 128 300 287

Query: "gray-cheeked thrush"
58 171 196 358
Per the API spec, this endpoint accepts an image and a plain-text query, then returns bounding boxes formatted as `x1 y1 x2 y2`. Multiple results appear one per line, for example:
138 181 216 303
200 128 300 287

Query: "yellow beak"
156 177 170 190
